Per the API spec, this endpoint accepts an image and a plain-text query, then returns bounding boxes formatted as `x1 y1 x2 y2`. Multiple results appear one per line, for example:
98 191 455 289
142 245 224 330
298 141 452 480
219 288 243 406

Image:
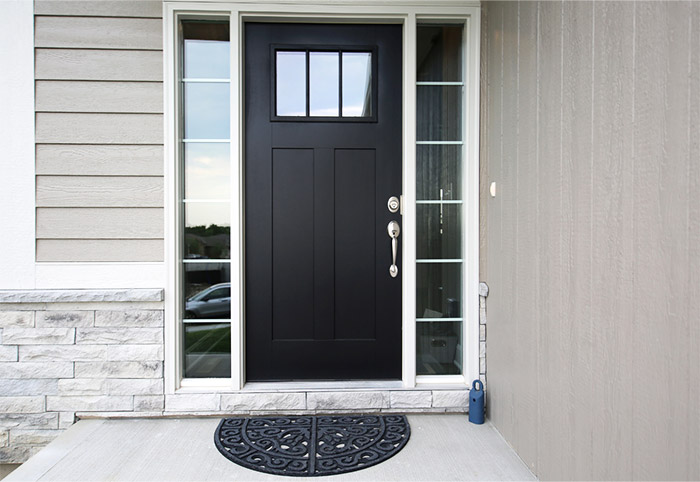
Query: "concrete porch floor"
6 415 535 481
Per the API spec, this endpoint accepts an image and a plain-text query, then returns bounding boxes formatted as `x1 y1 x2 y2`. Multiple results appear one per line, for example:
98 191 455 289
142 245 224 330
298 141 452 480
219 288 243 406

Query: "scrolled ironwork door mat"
214 415 411 477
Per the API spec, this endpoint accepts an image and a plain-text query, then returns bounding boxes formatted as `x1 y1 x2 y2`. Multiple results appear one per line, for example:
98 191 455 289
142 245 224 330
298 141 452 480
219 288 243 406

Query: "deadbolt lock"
387 196 400 213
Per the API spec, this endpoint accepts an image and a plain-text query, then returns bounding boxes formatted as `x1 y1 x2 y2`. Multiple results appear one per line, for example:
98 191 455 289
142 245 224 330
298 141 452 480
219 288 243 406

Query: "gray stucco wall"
480 1 699 480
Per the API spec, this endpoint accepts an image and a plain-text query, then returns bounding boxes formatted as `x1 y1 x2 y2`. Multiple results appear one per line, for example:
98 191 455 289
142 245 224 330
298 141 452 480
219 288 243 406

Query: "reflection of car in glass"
185 283 231 319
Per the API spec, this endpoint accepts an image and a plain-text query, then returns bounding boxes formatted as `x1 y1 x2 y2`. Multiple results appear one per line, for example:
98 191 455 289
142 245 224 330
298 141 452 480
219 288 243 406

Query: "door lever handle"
387 220 400 278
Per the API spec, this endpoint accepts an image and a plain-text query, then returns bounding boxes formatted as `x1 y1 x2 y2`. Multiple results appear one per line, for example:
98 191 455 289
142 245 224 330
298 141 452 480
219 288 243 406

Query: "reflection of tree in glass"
185 224 231 259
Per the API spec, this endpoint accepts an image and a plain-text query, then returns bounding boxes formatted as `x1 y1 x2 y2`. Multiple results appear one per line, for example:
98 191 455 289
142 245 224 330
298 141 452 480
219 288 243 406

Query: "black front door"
245 23 402 381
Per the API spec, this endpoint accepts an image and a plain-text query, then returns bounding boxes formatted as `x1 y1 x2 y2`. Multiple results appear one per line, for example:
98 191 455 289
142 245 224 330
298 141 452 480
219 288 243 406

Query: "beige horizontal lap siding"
34 1 162 18
35 8 164 263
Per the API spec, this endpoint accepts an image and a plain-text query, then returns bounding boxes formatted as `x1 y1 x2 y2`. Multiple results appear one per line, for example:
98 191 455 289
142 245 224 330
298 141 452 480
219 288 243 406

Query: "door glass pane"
417 262 462 319
342 52 372 117
276 51 307 116
183 21 230 79
184 323 231 378
417 26 463 82
416 145 462 200
309 52 339 116
184 203 230 260
416 85 462 141
416 204 462 260
184 143 230 199
417 321 462 375
184 83 230 139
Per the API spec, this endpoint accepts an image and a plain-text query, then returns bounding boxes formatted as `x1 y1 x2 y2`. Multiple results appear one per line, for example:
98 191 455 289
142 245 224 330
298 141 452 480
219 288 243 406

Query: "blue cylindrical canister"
468 379 485 424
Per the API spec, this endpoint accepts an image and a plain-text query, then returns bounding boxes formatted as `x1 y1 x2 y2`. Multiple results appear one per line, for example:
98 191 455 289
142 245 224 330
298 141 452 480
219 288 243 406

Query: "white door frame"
163 0 481 393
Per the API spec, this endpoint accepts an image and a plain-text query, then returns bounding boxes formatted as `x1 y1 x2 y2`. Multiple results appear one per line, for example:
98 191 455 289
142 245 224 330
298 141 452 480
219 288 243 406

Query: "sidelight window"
415 24 465 376
180 20 232 379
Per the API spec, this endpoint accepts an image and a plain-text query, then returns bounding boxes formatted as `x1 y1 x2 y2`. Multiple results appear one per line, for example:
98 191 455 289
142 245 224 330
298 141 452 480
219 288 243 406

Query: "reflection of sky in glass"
184 40 230 79
185 143 230 199
185 202 230 227
276 52 306 116
184 83 230 139
342 53 371 117
310 52 339 116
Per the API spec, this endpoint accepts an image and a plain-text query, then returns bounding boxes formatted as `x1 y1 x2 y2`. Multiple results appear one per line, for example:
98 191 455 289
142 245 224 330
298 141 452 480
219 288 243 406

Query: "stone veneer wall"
0 289 165 463
0 288 488 463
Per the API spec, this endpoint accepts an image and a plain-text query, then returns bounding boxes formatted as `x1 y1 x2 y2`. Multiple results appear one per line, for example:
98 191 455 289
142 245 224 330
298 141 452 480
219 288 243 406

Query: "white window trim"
163 0 481 394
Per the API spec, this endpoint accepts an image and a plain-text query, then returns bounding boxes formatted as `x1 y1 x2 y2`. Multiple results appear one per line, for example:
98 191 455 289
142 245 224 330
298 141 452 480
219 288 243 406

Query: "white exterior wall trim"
163 0 481 394
0 1 36 290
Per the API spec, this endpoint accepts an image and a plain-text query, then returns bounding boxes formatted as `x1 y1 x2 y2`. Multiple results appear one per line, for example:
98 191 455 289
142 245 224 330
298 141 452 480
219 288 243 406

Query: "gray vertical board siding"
479 4 489 282
36 145 164 176
590 2 635 480
514 1 538 474
689 6 700 479
36 81 163 113
482 0 503 437
35 49 163 81
34 1 162 18
36 177 164 208
481 1 700 480
562 2 594 480
35 17 162 50
633 3 694 480
535 3 565 478
36 208 164 239
36 114 163 145
501 1 518 448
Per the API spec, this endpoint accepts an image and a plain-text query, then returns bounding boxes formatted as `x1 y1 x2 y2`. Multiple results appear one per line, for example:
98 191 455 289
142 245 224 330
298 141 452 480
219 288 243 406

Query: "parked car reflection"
185 282 231 318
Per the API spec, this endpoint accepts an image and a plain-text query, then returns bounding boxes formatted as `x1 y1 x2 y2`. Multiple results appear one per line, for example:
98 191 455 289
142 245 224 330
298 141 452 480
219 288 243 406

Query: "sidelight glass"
342 52 372 117
310 52 339 116
416 263 462 319
416 86 462 141
416 26 463 82
183 21 230 79
184 40 229 79
184 143 230 199
416 23 465 376
183 263 231 317
417 321 462 375
183 323 231 378
416 204 462 260
276 51 307 116
181 20 232 379
184 83 230 139
184 203 230 260
416 145 462 200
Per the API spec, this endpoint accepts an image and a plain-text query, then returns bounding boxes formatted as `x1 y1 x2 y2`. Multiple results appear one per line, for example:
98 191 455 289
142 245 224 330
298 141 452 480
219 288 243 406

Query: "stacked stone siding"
0 289 165 463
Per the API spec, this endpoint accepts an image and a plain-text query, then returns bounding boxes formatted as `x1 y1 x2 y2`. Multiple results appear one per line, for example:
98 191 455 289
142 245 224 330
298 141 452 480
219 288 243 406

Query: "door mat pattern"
214 414 410 477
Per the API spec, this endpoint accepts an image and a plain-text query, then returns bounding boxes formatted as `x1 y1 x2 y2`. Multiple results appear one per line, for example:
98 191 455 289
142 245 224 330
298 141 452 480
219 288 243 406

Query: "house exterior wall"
480 1 700 480
34 0 165 262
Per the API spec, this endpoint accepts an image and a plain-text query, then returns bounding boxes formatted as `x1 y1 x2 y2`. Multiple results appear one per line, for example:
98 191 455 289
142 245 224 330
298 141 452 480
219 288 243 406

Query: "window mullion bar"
305 50 310 117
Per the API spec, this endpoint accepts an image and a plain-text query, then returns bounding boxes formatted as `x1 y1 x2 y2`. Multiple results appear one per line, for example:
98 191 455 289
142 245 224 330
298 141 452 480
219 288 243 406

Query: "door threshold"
242 380 405 391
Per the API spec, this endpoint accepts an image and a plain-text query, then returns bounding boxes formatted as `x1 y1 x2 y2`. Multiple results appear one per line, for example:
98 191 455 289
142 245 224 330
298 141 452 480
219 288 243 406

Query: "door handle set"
387 220 400 278
386 195 401 278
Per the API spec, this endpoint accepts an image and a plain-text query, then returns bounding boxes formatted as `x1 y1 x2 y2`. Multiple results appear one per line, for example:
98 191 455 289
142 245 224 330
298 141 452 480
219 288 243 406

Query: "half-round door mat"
214 415 410 477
